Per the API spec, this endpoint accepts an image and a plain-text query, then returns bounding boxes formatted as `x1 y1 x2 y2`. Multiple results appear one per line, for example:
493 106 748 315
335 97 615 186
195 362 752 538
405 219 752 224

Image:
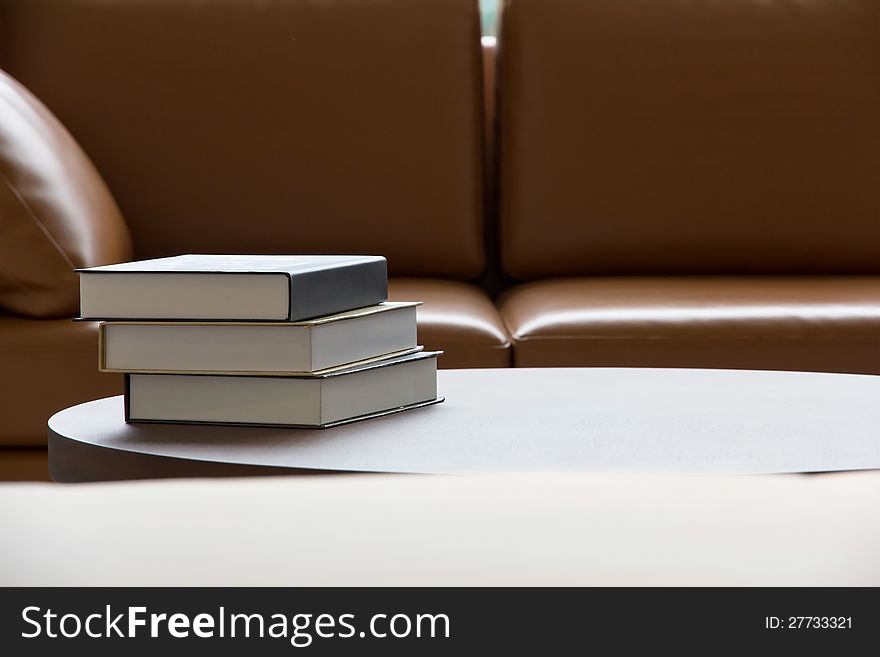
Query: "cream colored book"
125 351 442 428
99 302 420 375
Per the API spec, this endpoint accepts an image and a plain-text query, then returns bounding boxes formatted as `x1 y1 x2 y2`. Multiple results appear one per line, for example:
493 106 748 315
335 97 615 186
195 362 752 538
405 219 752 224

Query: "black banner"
0 587 877 654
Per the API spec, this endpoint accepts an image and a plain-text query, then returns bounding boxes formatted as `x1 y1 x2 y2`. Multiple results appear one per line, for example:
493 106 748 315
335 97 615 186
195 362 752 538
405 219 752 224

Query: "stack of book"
77 254 442 428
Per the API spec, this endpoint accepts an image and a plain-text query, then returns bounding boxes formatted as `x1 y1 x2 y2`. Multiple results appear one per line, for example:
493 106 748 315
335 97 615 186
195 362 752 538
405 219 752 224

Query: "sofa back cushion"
0 70 131 318
498 0 880 278
1 0 485 279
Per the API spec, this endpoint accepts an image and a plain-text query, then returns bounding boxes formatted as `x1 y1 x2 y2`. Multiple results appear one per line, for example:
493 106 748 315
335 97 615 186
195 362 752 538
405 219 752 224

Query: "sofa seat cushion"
499 277 880 373
0 314 122 446
0 279 509 449
389 278 511 368
0 448 49 481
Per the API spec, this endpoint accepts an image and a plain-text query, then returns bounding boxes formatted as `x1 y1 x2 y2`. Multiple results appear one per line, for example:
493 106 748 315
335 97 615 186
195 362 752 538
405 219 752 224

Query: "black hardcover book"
77 254 388 321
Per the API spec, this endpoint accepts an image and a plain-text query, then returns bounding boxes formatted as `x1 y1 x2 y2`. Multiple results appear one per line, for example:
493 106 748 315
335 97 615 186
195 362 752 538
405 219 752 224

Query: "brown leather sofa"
0 0 508 475
2 0 879 478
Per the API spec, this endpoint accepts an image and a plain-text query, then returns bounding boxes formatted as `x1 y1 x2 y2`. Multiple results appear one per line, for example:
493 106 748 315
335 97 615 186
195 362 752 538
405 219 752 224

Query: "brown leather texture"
0 70 132 318
0 0 486 279
500 278 880 373
0 315 122 446
389 278 511 368
498 0 880 279
0 448 48 481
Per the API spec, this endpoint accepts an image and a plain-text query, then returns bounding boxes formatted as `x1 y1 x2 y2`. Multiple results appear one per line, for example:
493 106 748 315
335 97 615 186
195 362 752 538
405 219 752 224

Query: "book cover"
98 302 420 375
124 351 443 429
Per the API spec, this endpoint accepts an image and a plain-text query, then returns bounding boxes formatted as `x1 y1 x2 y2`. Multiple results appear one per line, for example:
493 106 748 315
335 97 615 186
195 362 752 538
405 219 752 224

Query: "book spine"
97 323 107 370
123 374 131 422
288 258 388 321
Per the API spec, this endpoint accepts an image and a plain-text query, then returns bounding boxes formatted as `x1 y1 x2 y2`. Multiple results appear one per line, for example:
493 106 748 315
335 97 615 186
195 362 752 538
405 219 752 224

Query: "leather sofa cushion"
499 278 880 373
0 70 131 318
0 448 49 481
1 0 485 279
389 278 511 368
498 0 880 278
0 314 122 447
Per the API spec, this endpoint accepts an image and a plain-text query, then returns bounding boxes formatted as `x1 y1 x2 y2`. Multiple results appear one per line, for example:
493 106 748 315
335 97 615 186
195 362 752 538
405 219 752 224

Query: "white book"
78 254 387 321
125 351 442 428
100 302 419 375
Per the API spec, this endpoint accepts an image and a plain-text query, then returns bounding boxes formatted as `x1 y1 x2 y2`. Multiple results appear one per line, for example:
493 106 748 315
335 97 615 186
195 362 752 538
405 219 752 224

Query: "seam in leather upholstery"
0 168 75 269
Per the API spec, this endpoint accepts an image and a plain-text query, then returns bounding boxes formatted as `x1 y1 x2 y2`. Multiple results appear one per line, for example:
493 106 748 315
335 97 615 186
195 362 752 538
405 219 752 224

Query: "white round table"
49 367 880 482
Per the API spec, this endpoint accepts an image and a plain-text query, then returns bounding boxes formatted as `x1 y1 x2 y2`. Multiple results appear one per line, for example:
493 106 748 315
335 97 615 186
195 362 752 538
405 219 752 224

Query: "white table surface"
49 367 880 480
